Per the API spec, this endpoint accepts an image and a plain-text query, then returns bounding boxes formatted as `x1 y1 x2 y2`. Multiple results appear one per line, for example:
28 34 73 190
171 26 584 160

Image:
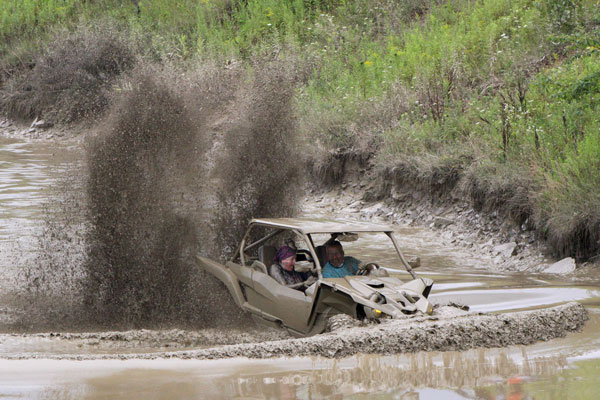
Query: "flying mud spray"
10 61 302 331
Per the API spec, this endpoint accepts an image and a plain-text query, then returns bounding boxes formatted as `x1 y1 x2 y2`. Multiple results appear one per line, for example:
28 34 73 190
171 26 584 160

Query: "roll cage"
233 218 419 280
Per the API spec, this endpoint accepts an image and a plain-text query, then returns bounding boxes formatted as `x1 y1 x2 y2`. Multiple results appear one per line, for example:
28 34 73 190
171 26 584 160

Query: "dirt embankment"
0 118 75 141
0 302 587 360
308 152 598 274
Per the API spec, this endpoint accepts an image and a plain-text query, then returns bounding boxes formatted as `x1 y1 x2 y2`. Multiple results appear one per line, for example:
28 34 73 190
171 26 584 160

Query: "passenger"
322 241 368 278
269 245 314 288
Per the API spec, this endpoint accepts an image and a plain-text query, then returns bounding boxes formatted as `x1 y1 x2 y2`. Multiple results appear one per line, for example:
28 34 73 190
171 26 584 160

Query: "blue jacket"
322 256 361 278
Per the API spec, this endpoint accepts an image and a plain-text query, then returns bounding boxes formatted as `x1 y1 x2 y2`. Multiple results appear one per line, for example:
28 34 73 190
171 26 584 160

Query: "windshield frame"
234 223 417 279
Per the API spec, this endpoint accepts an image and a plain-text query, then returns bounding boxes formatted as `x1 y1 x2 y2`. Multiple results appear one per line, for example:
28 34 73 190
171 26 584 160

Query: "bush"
535 134 600 259
0 24 134 123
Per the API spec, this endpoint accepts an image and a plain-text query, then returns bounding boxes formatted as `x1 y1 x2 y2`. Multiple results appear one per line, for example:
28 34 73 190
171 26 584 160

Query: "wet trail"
1 138 599 399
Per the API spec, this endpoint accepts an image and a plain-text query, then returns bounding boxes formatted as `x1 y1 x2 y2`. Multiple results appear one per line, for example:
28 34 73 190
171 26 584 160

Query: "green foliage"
0 0 132 55
2 0 600 258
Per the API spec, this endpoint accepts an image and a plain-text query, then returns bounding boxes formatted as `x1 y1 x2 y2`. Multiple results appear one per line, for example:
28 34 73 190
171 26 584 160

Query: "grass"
1 0 600 259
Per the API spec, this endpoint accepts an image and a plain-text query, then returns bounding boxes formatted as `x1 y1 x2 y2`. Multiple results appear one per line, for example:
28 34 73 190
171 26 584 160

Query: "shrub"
0 24 134 123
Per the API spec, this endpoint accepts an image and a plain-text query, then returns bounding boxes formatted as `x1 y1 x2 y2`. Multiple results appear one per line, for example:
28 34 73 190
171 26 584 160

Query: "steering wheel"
357 262 381 276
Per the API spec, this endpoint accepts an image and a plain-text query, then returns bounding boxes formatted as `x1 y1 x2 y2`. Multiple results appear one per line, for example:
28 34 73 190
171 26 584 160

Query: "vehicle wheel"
326 314 361 332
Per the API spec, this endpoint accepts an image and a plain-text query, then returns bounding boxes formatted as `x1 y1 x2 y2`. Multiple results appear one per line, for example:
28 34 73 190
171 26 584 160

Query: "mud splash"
3 61 304 330
211 62 302 259
82 68 205 326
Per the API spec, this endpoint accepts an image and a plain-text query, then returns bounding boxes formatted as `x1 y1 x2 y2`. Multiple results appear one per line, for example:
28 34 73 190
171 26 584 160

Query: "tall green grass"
0 0 131 48
1 0 600 258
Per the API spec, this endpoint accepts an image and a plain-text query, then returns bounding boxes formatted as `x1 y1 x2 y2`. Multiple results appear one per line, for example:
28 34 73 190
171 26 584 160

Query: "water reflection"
225 351 569 399
9 348 587 400
13 312 591 399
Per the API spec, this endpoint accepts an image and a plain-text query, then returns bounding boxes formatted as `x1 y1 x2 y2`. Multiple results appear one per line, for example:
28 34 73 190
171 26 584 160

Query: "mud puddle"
0 137 80 295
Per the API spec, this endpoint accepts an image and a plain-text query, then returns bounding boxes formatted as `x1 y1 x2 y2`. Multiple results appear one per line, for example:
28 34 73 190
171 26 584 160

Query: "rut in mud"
0 303 587 360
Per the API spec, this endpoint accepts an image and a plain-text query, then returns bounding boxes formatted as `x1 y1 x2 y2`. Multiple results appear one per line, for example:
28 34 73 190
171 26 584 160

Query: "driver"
322 241 364 278
269 245 316 288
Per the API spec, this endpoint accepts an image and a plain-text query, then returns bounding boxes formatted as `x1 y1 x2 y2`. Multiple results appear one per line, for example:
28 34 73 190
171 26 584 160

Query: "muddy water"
1 138 600 399
1 314 599 399
0 137 80 296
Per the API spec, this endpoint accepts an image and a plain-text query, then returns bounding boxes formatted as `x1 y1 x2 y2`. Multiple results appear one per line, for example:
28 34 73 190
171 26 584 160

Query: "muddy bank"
0 302 587 360
308 183 560 273
0 117 77 141
309 153 600 272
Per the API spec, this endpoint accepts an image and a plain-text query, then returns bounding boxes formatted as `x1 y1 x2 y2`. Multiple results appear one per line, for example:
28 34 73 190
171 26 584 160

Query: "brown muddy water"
1 137 600 399
0 138 81 296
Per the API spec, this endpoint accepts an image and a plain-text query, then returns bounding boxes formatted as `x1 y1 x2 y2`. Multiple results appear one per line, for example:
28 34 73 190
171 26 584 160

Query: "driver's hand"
358 263 374 272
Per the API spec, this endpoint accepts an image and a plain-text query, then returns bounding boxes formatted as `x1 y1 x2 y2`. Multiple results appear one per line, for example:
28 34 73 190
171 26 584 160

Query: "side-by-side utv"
196 218 433 337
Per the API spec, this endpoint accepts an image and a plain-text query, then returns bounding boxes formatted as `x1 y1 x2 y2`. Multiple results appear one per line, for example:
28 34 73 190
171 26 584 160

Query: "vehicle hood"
319 275 433 317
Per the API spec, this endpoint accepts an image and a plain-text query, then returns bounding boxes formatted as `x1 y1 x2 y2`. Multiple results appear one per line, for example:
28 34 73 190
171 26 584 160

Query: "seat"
258 245 277 271
250 260 268 275
315 245 327 267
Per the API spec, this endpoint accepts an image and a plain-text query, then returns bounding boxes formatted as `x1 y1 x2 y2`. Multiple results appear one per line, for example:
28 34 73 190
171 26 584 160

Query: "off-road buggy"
196 218 433 337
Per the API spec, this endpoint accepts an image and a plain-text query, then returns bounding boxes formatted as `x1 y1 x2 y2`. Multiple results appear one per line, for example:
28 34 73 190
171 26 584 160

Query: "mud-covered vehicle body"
196 218 433 336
